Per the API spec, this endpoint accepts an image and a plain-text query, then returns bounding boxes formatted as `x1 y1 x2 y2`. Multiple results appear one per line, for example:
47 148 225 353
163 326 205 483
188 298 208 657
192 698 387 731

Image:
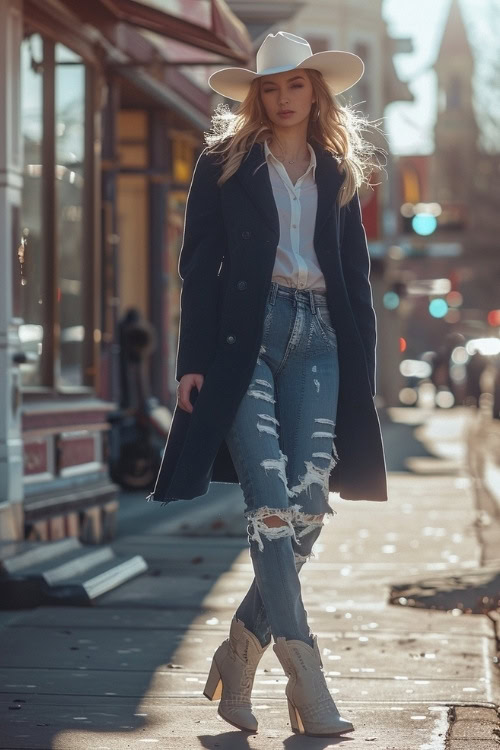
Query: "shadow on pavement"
380 412 436 472
389 568 500 614
0 485 250 749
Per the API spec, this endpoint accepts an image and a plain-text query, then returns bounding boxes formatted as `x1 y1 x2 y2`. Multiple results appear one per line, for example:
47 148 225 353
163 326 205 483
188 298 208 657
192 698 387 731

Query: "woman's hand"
177 373 204 413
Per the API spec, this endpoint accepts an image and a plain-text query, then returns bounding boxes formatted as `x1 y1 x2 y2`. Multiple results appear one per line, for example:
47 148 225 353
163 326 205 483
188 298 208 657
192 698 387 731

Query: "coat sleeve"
175 148 226 382
340 189 377 397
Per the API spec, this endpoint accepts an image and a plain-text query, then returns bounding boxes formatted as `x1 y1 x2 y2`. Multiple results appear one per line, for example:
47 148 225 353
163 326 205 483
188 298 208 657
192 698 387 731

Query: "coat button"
226 334 236 344
237 280 247 290
241 230 251 239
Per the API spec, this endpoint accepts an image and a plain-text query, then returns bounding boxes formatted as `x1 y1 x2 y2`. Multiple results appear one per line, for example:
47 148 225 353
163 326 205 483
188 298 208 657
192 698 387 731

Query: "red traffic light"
487 310 500 327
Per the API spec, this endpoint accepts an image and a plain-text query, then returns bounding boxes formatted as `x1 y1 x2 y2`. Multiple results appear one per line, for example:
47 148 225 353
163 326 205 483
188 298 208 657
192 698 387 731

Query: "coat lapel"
311 140 346 248
235 141 280 240
235 139 345 247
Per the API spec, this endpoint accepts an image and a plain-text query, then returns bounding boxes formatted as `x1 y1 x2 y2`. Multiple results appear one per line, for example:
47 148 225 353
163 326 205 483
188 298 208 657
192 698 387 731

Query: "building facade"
0 0 251 542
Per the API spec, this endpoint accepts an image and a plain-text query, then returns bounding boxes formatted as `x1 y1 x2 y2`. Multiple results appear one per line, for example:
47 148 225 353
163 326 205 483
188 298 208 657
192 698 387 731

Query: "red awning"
70 0 252 63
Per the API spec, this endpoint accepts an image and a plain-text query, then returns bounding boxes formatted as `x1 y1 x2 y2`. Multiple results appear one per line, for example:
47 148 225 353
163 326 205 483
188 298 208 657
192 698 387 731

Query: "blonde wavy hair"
203 68 387 209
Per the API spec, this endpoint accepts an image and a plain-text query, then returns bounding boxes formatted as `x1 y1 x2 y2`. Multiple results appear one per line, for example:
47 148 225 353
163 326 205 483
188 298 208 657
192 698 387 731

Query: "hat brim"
208 50 364 102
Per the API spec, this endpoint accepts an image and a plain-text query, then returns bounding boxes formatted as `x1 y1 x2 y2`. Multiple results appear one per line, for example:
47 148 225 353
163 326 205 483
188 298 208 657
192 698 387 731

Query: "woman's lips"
277 111 294 118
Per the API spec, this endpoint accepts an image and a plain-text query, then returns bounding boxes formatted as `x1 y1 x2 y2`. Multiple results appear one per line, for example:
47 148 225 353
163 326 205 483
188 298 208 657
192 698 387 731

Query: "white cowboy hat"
208 31 364 102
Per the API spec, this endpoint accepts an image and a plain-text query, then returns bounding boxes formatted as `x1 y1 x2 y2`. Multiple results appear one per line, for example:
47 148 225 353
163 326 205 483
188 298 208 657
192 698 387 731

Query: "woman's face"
259 70 316 129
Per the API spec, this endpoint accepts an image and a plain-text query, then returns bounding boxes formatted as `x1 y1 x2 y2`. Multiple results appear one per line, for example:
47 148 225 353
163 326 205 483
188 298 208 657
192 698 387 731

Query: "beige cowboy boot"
273 635 354 736
203 616 270 731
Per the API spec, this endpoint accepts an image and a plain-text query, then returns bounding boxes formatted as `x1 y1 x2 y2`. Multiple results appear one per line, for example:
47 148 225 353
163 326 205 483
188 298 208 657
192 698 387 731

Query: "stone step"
29 547 117 586
0 537 81 575
45 554 149 604
0 539 147 608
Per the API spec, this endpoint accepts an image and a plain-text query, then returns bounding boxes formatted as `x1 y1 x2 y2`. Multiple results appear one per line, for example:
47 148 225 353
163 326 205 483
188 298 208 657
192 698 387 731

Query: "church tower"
431 0 478 226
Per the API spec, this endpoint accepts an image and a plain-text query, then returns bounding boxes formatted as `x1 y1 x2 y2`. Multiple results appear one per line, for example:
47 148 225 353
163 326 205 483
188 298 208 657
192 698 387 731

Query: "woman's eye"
263 84 303 93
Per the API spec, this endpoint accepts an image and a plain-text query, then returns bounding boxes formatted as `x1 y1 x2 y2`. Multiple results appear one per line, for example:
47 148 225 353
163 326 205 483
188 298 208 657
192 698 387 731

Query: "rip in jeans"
245 505 336 553
245 347 339 554
246 384 339 505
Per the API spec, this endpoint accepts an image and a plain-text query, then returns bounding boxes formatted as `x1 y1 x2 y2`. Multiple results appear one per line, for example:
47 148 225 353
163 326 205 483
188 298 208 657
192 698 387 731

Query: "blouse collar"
263 139 317 179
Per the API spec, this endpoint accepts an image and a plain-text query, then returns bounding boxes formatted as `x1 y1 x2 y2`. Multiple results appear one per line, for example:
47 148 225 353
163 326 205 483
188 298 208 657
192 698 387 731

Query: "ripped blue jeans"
225 281 340 647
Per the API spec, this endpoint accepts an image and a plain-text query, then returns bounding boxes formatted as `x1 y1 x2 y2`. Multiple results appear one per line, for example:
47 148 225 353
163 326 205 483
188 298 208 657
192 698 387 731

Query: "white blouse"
264 139 327 292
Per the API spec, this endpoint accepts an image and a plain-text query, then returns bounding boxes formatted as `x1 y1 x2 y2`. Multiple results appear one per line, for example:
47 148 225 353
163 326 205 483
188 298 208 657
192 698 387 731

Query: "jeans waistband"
268 281 328 311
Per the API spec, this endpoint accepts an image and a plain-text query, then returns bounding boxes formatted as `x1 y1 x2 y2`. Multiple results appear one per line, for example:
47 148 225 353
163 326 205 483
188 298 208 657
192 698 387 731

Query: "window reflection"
19 34 45 386
55 43 86 387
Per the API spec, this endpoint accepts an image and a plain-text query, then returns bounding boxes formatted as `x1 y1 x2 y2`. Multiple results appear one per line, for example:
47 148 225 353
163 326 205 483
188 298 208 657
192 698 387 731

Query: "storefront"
0 0 251 542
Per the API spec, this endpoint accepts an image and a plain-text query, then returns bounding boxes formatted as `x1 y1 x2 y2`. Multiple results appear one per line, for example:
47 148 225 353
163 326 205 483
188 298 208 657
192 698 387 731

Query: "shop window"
19 34 45 386
19 36 93 390
116 110 149 319
55 43 87 387
172 138 194 183
167 134 193 403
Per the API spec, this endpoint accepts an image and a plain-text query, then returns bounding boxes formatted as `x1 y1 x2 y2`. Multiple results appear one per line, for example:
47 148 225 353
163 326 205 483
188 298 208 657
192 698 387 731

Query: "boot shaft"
273 634 354 736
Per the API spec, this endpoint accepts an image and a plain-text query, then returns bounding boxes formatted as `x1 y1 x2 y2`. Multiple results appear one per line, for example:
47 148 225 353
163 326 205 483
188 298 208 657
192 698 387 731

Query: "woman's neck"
267 133 309 163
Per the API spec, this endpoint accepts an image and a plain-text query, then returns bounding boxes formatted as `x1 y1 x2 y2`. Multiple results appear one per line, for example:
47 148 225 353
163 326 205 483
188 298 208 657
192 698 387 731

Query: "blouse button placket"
289 175 308 288
266 147 315 291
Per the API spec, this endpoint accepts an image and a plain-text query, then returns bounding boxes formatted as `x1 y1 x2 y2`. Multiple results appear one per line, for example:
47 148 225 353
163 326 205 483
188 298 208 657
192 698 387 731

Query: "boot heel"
287 698 305 734
203 658 222 701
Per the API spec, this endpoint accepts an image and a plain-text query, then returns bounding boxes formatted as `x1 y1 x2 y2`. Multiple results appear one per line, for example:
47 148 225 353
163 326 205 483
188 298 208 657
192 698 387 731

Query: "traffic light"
488 310 500 327
429 298 448 318
400 202 440 236
383 280 407 311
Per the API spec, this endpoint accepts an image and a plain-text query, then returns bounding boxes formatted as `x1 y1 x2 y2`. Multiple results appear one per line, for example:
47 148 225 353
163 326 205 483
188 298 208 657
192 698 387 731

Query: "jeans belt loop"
270 281 278 305
309 289 316 314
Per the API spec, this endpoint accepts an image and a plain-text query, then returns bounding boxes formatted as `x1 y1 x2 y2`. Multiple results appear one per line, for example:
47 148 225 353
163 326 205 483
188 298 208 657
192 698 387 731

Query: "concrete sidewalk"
1 408 500 748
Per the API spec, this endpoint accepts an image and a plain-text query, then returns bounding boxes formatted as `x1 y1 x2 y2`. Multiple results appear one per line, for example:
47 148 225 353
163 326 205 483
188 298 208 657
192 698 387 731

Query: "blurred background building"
390 0 500 410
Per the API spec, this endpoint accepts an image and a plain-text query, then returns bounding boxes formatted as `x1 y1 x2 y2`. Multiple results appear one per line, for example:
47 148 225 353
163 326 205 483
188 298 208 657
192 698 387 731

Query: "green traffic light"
429 298 448 318
383 291 400 310
412 213 437 236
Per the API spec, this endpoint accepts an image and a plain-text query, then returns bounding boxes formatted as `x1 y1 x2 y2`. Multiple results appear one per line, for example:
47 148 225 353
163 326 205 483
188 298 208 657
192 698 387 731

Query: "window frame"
19 33 98 397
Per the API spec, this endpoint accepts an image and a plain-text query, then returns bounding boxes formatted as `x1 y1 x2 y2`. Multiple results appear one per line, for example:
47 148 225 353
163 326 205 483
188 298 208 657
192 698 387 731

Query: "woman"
148 31 388 737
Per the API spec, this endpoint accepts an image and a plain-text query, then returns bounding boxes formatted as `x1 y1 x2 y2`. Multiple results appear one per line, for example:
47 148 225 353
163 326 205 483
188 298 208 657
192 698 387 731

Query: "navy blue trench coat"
148 138 388 504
